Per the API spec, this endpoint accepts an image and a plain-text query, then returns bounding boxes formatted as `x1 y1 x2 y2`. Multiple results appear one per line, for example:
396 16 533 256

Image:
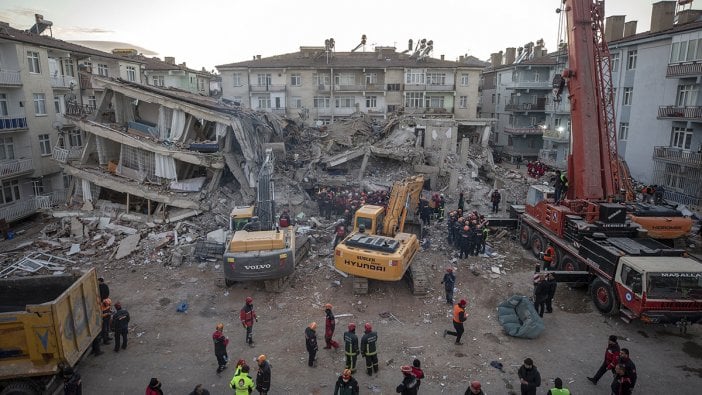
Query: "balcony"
666 61 702 78
505 102 546 112
52 146 83 163
653 146 702 166
0 70 21 86
317 84 331 92
404 83 455 92
504 81 551 90
0 115 28 132
503 127 544 136
66 102 95 117
541 128 570 143
50 75 77 89
657 105 702 121
0 191 66 223
250 84 285 92
0 158 34 179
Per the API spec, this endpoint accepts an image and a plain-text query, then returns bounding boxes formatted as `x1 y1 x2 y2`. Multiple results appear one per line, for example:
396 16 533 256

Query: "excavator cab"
352 205 385 235
230 206 255 231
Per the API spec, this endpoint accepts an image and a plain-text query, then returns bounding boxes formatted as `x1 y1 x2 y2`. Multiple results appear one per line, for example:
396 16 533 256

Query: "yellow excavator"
334 175 428 295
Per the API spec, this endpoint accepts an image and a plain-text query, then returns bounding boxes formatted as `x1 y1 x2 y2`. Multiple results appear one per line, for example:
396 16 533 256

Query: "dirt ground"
72 219 702 395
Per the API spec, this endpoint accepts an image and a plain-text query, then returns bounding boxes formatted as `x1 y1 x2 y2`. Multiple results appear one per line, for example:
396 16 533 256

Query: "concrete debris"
206 228 227 244
67 243 81 256
115 234 141 259
105 223 138 235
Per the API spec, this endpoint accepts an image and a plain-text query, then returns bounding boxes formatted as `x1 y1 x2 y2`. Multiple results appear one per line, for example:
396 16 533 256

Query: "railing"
250 84 285 92
52 146 83 163
505 103 546 111
504 81 551 89
653 146 702 166
663 190 701 211
0 70 21 85
0 158 34 178
271 108 286 115
503 127 544 135
317 84 331 92
35 190 67 209
50 75 77 89
66 102 95 117
541 128 570 142
404 84 454 91
657 105 702 120
666 61 702 77
0 115 28 131
0 190 67 222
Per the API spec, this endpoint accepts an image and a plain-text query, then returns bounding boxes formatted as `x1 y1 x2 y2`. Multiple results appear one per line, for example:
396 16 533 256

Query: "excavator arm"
382 175 424 237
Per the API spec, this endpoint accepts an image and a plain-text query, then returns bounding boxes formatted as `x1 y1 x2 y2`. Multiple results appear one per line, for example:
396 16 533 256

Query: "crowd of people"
527 160 550 179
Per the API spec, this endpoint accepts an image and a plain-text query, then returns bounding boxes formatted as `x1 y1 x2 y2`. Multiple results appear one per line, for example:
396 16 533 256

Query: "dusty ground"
70 219 702 394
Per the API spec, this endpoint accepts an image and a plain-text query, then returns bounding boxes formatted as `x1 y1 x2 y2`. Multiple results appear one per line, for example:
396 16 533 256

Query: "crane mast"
563 0 621 201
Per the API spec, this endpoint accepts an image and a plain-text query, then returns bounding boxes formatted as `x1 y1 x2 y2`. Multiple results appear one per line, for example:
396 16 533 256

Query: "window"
460 73 469 86
38 134 51 156
232 72 242 86
257 96 271 109
291 97 302 108
405 92 424 108
98 64 109 77
491 94 496 104
0 137 14 160
426 72 446 85
425 96 444 108
676 84 698 106
197 78 205 91
291 73 301 86
386 83 400 91
459 96 468 108
611 53 620 72
0 93 8 116
257 74 272 86
687 39 698 61
366 96 377 108
62 58 75 77
335 96 354 108
152 76 164 87
623 87 633 105
626 50 637 70
619 122 629 140
1 179 21 204
27 51 40 73
365 73 377 85
671 42 681 63
334 73 355 86
405 69 425 84
126 66 136 82
387 105 397 113
33 93 46 115
88 95 97 109
313 73 331 86
53 95 64 114
671 127 693 150
313 96 330 108
69 130 82 147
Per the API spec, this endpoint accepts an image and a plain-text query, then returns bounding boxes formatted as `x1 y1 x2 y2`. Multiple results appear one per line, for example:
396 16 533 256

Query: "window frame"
0 136 15 161
27 51 41 74
623 87 633 106
97 63 109 77
126 66 136 82
460 74 469 86
626 50 637 70
1 179 21 205
459 96 468 108
290 73 301 86
33 93 47 115
365 95 377 108
671 127 693 150
232 72 242 87
38 134 51 156
618 122 629 140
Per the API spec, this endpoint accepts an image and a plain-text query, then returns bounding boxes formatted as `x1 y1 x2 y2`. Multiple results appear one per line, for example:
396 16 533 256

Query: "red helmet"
348 322 356 331
364 322 372 332
245 297 253 304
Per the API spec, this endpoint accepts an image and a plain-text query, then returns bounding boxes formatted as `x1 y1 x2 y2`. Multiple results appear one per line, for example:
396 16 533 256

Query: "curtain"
154 153 177 180
122 96 135 123
81 179 93 202
216 122 228 139
158 107 173 140
169 109 186 141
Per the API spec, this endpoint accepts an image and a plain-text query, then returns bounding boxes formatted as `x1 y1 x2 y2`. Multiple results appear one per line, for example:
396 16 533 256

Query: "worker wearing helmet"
324 304 340 350
441 267 456 305
255 354 271 394
305 322 319 367
444 299 468 345
100 297 113 345
334 368 359 395
460 225 471 259
213 322 230 373
360 322 379 376
343 323 360 373
239 297 257 347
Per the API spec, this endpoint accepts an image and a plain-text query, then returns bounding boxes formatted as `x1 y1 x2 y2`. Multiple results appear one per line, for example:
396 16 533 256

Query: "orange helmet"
324 303 333 310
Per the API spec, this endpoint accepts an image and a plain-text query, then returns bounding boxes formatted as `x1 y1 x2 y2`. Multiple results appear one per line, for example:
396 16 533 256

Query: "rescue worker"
474 225 485 256
459 225 471 259
411 358 424 390
324 303 340 349
305 322 319 367
547 377 570 395
545 272 557 314
333 220 347 248
441 267 456 305
100 297 113 344
62 367 82 395
465 380 484 395
518 357 541 395
458 192 465 211
543 244 556 270
188 384 210 395
279 209 291 228
447 211 456 243
98 277 110 301
480 225 489 254
418 197 431 226
145 378 164 395
396 365 419 395
255 354 271 395
616 348 637 390
438 193 446 220
230 364 254 395
444 299 467 345
344 323 360 373
587 335 620 385
490 189 501 214
611 363 633 395
554 170 569 203
333 369 360 395
212 323 229 373
240 296 257 347
360 322 379 376
112 302 129 352
534 274 550 317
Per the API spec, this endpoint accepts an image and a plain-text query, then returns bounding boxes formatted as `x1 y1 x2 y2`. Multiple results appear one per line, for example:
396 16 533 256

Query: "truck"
222 148 310 292
334 175 428 295
518 0 702 331
0 269 102 394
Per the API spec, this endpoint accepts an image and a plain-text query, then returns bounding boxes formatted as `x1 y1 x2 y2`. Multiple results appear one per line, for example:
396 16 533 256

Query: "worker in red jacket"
240 297 257 347
323 303 340 349
587 335 620 385
212 323 229 373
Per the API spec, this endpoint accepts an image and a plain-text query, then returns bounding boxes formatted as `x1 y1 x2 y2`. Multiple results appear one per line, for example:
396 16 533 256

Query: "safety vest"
544 246 555 263
230 373 254 395
453 304 466 323
549 388 570 395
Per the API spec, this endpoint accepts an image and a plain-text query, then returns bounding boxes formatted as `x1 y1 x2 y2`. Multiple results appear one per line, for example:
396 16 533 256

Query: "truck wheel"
519 226 531 249
530 233 544 258
225 279 235 287
559 254 581 271
591 278 619 316
0 382 39 395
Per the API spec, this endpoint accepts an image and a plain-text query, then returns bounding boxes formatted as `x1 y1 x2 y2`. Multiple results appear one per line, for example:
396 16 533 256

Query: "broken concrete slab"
70 218 83 238
67 244 81 256
105 223 138 235
115 234 141 259
97 217 111 230
206 228 227 244
105 235 116 248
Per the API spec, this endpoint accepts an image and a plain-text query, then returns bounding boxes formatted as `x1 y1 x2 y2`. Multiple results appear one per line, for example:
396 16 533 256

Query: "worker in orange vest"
543 244 556 270
443 299 467 345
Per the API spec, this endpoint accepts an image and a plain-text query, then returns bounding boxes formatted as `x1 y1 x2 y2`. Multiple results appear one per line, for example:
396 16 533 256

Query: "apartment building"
216 45 487 124
116 50 213 96
608 1 702 209
0 20 142 223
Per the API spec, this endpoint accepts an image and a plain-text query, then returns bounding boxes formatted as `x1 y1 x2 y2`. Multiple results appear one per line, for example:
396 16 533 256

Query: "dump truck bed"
0 269 101 381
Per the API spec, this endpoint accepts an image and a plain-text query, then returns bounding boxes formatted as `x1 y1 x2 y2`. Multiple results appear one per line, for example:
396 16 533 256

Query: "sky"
0 0 682 72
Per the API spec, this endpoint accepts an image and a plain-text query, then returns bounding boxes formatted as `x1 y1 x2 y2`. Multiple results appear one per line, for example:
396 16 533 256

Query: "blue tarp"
497 295 545 339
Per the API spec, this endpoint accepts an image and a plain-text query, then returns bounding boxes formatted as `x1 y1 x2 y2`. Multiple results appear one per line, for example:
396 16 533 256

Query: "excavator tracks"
263 236 312 293
352 276 369 295
407 262 429 296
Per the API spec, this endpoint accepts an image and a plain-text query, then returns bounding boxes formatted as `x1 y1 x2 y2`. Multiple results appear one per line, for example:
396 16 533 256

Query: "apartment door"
275 97 281 109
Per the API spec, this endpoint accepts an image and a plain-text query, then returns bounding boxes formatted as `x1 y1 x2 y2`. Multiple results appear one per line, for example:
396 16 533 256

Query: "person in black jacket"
255 354 271 395
545 273 557 314
305 322 319 367
441 268 456 304
617 348 637 389
212 323 229 373
98 277 109 301
611 363 633 395
517 357 541 395
333 369 359 395
395 365 419 395
112 302 129 352
360 322 379 376
344 323 359 373
62 367 82 395
534 275 549 317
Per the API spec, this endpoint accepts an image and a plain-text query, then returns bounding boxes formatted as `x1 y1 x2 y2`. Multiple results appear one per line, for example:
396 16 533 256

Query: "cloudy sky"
0 0 679 72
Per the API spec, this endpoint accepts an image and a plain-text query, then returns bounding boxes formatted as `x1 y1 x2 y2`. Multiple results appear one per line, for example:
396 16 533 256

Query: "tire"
518 226 531 249
559 254 581 271
0 381 39 395
530 233 545 258
224 279 235 287
591 278 619 316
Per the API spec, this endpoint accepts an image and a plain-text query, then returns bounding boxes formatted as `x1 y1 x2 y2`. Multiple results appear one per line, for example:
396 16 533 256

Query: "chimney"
490 53 502 67
533 45 543 58
605 15 626 42
676 9 702 25
459 55 465 62
505 47 516 65
256 55 261 60
440 54 445 60
623 21 638 37
650 1 676 33
164 56 175 65
180 62 186 67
